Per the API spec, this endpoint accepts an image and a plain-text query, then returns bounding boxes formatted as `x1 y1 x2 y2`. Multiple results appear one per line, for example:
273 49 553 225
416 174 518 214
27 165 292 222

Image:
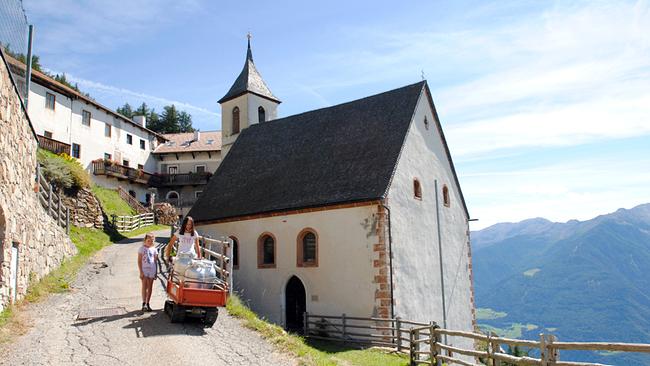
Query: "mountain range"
471 203 650 365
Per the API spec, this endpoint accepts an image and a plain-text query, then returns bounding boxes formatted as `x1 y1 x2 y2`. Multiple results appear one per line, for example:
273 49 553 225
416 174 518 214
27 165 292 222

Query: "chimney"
132 115 146 127
194 130 201 142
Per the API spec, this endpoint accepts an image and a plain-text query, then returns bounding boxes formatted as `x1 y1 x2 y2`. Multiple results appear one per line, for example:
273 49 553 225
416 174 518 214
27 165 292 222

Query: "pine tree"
117 103 134 118
178 111 195 132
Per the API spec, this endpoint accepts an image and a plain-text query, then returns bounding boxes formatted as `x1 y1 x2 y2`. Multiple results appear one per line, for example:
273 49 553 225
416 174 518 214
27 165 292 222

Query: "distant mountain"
472 203 650 365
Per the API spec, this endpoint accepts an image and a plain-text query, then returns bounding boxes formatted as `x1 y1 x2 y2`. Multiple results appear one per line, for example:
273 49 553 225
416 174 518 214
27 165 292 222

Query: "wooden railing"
91 160 158 186
116 186 149 214
36 166 70 233
199 236 234 292
111 212 154 232
156 172 212 186
37 135 71 155
303 313 650 366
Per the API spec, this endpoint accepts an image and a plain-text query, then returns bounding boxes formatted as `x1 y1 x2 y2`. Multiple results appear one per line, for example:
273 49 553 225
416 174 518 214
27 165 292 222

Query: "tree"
178 111 195 132
159 105 180 133
117 103 134 118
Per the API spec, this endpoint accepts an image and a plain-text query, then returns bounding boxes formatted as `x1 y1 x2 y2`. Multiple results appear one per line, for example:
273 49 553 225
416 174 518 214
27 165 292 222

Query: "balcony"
157 197 198 208
156 172 212 186
92 159 158 186
92 160 212 187
38 135 71 155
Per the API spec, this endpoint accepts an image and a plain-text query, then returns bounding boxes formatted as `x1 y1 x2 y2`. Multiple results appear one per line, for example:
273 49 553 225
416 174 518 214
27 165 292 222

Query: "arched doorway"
285 276 306 332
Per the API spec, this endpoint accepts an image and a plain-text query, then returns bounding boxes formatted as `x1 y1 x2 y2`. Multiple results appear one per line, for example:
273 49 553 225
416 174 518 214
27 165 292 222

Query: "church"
189 39 475 345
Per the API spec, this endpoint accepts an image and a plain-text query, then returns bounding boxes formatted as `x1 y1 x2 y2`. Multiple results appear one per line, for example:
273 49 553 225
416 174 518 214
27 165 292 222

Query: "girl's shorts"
142 266 157 279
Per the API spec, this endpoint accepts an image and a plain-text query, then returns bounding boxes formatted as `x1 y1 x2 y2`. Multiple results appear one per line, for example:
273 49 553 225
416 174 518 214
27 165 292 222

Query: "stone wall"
61 188 104 229
0 53 77 310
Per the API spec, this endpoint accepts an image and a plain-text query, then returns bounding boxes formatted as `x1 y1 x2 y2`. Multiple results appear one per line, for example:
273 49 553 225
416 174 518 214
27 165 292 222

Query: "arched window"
258 106 266 123
442 185 450 207
166 191 179 200
413 179 422 199
257 233 276 268
297 229 318 267
424 116 429 130
128 190 136 198
230 236 239 269
232 107 240 134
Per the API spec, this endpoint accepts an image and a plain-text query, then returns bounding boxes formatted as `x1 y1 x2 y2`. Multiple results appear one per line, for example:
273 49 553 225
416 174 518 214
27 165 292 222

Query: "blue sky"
23 0 650 229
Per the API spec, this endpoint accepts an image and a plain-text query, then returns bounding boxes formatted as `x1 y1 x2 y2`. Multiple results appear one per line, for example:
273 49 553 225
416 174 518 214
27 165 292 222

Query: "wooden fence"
116 186 149 214
304 313 650 366
36 166 70 233
199 236 234 292
111 212 154 232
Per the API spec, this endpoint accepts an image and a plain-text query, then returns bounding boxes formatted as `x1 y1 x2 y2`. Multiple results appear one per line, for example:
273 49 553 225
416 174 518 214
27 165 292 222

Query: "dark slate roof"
190 81 428 223
218 40 280 104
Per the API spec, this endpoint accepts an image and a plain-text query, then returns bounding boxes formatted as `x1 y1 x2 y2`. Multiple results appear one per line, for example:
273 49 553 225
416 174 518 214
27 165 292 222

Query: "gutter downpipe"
381 202 395 320
435 180 448 343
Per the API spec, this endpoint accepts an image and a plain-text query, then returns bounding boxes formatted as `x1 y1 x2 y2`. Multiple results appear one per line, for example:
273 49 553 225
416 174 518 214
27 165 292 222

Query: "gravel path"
0 230 296 366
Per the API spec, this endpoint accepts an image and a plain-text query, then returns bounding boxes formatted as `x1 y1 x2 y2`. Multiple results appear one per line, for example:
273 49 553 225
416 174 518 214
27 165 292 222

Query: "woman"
164 216 202 261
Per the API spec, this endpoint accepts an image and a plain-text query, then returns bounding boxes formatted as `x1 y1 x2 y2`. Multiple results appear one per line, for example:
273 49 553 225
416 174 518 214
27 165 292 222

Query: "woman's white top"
175 230 199 257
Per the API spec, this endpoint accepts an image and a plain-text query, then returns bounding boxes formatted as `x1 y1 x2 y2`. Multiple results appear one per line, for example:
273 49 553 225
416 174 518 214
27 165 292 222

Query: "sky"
21 0 650 229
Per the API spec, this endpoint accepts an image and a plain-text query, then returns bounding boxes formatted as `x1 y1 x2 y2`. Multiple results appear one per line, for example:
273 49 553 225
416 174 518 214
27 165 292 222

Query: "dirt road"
0 230 296 366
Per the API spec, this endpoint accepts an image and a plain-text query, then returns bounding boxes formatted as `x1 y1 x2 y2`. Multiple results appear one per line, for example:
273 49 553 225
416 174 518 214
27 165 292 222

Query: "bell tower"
219 34 281 157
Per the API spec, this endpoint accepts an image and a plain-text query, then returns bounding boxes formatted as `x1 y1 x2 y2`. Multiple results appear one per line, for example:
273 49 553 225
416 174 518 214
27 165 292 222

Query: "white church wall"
197 204 379 327
156 151 222 174
386 88 475 352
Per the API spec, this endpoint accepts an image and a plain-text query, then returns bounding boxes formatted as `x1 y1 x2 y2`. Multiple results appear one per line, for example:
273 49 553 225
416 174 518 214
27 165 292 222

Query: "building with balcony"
5 55 166 203
151 131 222 215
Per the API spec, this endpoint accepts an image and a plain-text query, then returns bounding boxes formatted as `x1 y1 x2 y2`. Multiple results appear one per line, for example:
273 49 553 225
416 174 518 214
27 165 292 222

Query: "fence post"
540 333 548 366
66 207 70 234
48 184 53 215
548 334 558 365
303 312 309 336
414 327 420 364
57 192 62 220
409 328 415 366
435 327 443 366
429 322 435 366
342 313 347 341
396 317 402 352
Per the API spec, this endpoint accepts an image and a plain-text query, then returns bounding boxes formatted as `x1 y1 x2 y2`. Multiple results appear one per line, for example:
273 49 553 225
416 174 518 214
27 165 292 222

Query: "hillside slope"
472 203 650 365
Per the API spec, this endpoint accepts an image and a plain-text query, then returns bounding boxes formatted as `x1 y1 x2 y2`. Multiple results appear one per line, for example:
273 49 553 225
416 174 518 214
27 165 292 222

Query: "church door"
285 276 306 332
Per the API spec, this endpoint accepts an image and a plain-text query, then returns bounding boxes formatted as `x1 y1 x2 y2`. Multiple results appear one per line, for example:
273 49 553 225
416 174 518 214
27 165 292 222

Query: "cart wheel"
164 300 173 317
170 303 186 323
202 308 218 328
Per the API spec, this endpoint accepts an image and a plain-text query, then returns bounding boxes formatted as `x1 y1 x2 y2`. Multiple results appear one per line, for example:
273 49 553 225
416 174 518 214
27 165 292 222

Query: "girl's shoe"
145 304 153 312
141 303 147 312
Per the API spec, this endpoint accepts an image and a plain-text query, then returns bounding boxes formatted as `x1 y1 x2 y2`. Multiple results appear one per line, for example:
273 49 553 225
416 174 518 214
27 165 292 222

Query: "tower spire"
246 32 253 62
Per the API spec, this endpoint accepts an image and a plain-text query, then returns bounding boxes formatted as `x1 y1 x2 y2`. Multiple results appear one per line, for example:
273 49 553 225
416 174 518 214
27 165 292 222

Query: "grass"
91 185 136 217
476 308 508 320
226 294 408 366
479 323 539 338
0 224 169 344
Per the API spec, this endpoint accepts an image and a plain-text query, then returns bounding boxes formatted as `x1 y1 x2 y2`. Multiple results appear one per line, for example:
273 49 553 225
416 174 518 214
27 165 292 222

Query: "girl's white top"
175 230 199 256
138 245 158 269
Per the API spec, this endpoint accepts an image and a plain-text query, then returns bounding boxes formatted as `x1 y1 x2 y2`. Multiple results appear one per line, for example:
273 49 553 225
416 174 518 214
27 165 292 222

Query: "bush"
37 149 91 190
37 150 74 189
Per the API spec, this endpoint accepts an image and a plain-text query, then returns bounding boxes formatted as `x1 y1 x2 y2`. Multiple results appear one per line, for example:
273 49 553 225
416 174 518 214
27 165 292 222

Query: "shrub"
37 149 91 190
37 150 73 189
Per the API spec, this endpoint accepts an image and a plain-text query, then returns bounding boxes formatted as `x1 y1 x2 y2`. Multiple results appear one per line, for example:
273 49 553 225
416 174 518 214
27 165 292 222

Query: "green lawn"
91 185 136 217
227 295 409 366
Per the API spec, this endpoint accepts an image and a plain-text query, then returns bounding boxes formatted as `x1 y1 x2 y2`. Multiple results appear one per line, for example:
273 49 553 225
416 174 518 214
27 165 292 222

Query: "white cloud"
464 157 650 229
24 0 202 55
51 70 219 118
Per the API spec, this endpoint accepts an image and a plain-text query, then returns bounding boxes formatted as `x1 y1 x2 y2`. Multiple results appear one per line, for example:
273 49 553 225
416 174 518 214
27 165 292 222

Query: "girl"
138 233 158 312
164 216 202 261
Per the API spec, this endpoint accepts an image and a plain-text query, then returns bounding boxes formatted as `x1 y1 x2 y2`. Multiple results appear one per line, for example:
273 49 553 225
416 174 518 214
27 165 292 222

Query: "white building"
5 55 165 202
152 130 222 215
189 41 476 349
